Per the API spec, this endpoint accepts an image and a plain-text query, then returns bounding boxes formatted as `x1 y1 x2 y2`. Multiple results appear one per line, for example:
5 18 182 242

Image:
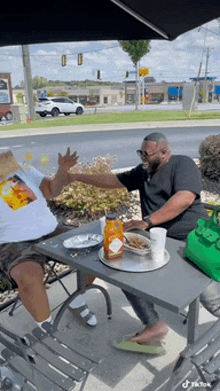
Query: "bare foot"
130 322 168 345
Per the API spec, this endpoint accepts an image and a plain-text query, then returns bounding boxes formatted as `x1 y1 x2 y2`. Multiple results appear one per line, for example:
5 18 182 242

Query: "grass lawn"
1 110 220 131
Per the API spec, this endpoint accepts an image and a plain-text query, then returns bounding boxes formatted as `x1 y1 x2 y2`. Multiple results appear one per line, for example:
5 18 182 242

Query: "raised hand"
58 148 79 174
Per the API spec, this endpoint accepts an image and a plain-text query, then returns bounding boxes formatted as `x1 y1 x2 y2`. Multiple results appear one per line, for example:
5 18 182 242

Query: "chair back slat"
191 335 220 370
0 323 102 391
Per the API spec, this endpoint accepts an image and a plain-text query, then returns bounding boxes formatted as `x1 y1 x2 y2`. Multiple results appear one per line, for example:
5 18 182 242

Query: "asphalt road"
0 125 219 176
34 102 220 119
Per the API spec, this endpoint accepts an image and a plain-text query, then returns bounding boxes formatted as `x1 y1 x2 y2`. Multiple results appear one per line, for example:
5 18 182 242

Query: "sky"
0 18 220 88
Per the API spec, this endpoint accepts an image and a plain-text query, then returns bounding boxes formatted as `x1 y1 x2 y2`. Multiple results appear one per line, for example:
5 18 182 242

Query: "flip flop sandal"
112 334 166 355
68 304 96 327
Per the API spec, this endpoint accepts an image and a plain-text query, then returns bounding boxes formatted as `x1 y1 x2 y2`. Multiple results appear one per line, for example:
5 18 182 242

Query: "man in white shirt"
0 149 97 330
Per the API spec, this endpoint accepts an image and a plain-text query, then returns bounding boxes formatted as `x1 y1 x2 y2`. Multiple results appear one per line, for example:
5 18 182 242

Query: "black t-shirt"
117 155 207 240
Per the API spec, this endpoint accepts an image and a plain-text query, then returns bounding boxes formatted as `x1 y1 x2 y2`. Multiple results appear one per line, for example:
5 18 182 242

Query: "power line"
199 26 220 37
0 44 121 58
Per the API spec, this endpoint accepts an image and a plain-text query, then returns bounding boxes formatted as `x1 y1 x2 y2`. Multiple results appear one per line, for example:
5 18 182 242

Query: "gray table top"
34 220 213 314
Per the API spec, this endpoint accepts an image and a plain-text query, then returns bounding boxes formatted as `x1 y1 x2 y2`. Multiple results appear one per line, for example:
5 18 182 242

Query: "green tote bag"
185 207 220 281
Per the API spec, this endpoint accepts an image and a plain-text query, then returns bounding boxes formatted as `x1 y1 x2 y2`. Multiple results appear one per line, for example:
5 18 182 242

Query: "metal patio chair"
167 318 220 391
0 321 103 391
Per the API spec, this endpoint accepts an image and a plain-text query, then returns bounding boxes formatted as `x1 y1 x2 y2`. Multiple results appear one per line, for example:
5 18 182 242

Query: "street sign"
139 68 149 77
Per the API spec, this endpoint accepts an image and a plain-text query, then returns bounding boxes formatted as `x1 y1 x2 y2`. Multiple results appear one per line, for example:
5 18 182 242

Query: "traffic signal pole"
135 62 138 111
22 45 35 121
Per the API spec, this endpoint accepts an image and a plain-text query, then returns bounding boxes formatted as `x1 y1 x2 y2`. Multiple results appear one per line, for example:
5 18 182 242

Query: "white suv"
36 97 84 117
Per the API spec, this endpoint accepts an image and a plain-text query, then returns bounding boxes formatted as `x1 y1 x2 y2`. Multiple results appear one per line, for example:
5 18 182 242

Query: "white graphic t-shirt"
0 165 58 243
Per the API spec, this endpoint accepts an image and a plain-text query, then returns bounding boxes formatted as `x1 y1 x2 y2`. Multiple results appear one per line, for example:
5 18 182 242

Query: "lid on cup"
106 214 117 220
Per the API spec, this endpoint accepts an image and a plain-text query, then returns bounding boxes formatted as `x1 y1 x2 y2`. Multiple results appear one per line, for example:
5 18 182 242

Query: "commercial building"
13 77 220 107
124 77 220 104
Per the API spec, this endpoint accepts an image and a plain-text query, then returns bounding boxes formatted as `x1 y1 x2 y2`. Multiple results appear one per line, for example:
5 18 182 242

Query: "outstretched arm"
68 172 125 189
40 148 125 199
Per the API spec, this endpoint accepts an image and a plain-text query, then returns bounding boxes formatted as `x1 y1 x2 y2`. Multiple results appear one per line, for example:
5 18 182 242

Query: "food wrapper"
0 150 21 182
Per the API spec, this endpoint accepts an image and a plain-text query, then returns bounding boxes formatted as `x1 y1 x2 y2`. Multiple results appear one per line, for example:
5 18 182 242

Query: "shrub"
199 135 220 181
0 277 11 293
56 155 131 218
59 91 68 97
16 93 24 103
48 90 55 97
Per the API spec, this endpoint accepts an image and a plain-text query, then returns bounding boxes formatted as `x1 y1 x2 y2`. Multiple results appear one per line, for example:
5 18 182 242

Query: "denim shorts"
0 224 72 286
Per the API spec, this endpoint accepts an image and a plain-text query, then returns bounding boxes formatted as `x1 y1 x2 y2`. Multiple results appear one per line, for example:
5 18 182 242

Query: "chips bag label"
0 175 37 211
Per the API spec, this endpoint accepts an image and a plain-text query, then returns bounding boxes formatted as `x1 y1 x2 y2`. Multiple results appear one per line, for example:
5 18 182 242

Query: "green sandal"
68 304 97 327
113 334 166 355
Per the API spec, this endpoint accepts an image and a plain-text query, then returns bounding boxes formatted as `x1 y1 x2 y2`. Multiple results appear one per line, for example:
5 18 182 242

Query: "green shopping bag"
185 207 220 281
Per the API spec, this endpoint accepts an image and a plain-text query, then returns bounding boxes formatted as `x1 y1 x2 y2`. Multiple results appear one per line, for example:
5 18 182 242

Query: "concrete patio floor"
0 271 218 391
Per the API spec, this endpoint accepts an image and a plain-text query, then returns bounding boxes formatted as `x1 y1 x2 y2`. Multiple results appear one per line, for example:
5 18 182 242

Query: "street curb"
0 119 220 138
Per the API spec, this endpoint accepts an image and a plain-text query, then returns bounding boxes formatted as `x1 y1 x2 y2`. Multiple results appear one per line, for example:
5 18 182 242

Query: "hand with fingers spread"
58 148 79 175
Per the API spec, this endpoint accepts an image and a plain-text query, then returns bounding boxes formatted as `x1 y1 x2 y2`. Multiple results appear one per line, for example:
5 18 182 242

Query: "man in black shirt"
70 133 220 352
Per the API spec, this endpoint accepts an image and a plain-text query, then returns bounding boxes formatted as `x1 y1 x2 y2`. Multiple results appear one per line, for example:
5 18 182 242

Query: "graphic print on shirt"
0 174 37 211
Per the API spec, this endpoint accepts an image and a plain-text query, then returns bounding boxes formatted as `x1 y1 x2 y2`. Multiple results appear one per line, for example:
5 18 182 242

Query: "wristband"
143 215 154 228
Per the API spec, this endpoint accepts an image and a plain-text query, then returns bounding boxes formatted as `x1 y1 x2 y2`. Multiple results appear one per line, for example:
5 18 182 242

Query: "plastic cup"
149 228 167 265
99 216 106 235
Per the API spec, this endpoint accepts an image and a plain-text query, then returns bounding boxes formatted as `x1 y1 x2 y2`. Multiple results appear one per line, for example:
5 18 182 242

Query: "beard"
142 159 161 174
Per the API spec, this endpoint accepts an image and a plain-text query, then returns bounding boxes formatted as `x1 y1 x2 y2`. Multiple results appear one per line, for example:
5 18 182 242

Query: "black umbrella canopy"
0 0 220 47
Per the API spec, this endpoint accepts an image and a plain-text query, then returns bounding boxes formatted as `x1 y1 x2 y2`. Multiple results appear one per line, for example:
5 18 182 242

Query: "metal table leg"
53 270 112 328
187 297 200 344
167 297 200 390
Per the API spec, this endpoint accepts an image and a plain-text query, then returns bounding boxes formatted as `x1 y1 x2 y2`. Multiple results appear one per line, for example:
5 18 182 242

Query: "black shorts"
0 224 72 286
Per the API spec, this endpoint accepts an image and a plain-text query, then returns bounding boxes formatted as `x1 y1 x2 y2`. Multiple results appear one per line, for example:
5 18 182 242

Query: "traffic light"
97 70 101 80
78 53 83 66
61 55 67 67
126 71 129 78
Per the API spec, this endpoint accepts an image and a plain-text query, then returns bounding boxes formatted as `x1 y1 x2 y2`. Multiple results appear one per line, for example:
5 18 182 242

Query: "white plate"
99 247 170 272
63 234 103 250
124 232 151 255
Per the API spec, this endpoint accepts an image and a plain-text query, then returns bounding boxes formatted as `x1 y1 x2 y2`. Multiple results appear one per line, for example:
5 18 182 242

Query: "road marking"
12 145 23 148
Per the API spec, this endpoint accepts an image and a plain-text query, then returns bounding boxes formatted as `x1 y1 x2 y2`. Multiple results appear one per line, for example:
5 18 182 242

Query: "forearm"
68 173 124 189
41 172 124 199
150 191 196 226
50 170 71 197
41 170 72 199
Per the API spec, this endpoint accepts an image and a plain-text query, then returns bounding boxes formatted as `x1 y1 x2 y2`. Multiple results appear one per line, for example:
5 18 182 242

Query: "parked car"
149 98 164 104
35 97 84 117
0 105 13 121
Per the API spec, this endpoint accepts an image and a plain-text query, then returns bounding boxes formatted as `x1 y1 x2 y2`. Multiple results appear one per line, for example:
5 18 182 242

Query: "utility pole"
22 45 35 121
135 62 138 111
135 61 140 111
204 47 210 103
138 61 141 107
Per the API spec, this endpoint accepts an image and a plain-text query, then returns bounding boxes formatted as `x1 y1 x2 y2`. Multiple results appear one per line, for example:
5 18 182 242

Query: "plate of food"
124 232 151 255
63 234 103 250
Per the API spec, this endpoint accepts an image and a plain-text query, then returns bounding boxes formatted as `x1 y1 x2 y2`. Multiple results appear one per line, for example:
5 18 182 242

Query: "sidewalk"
0 118 220 139
0 272 217 391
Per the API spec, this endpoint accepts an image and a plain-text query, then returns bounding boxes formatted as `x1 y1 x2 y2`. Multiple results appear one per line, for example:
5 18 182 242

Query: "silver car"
36 97 84 117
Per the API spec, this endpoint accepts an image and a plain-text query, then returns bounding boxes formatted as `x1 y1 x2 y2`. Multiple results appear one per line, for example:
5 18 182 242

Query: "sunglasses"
136 149 160 159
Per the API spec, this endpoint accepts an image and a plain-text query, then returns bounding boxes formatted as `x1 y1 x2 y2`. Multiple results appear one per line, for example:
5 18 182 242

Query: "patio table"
34 220 213 345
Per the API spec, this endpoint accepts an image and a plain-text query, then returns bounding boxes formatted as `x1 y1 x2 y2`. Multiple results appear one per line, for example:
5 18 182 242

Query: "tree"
32 76 48 89
119 41 151 109
144 76 156 83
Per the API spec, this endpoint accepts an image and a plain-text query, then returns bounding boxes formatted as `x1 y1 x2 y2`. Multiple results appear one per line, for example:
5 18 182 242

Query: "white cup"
99 216 106 235
149 228 167 265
